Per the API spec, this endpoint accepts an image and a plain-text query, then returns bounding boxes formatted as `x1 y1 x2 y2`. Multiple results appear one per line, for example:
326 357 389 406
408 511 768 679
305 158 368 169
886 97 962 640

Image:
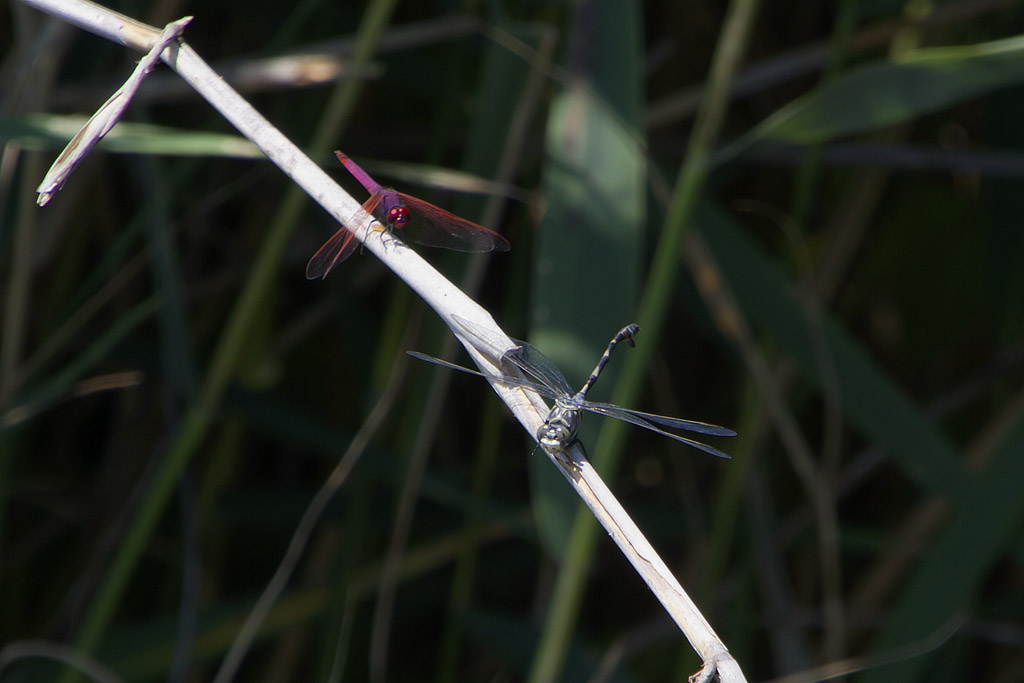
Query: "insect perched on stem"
306 152 510 279
409 318 736 459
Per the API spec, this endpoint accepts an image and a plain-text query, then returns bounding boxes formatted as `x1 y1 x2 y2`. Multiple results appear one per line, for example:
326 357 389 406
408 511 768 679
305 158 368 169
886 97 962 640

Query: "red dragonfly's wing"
305 226 359 279
304 192 387 279
395 193 510 253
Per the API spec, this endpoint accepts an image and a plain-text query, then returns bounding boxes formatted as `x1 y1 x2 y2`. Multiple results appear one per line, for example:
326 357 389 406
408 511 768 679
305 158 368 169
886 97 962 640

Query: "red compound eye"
388 206 410 226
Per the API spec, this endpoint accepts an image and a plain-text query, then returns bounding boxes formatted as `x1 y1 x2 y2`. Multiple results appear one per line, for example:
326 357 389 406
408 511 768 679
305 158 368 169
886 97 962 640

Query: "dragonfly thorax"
538 402 582 453
387 206 410 227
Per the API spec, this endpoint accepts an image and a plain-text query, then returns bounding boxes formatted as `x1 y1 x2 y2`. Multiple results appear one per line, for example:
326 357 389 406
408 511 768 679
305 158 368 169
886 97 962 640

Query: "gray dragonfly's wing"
583 402 736 436
582 401 734 459
502 341 574 396
406 351 560 401
449 315 574 396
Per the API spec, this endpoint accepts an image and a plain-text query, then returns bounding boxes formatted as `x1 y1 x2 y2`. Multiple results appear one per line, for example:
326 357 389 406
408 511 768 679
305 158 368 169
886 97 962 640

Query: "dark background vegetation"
2 0 1024 681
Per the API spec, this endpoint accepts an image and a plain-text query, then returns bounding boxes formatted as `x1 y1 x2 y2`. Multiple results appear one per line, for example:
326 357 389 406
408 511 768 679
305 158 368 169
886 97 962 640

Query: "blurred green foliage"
2 1 1024 682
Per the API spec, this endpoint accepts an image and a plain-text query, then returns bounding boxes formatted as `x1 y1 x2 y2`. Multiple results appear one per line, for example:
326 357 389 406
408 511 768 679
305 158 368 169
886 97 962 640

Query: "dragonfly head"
538 404 581 454
387 206 410 227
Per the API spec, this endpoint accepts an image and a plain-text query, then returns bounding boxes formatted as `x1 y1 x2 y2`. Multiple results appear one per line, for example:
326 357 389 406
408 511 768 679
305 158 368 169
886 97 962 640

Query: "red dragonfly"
306 152 511 279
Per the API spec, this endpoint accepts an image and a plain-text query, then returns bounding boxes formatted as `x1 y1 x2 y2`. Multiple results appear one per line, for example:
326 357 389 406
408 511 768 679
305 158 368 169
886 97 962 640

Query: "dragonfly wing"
407 352 559 400
584 401 736 436
448 315 573 395
306 192 389 279
358 190 388 227
397 194 510 253
582 402 733 459
502 342 575 396
305 225 359 279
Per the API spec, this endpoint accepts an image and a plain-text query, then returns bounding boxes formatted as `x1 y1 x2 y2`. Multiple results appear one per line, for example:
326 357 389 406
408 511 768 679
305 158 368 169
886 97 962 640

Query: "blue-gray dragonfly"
408 319 735 459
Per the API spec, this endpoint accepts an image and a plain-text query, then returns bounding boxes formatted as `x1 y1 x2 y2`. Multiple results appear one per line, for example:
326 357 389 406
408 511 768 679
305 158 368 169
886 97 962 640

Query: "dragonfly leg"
376 226 407 255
